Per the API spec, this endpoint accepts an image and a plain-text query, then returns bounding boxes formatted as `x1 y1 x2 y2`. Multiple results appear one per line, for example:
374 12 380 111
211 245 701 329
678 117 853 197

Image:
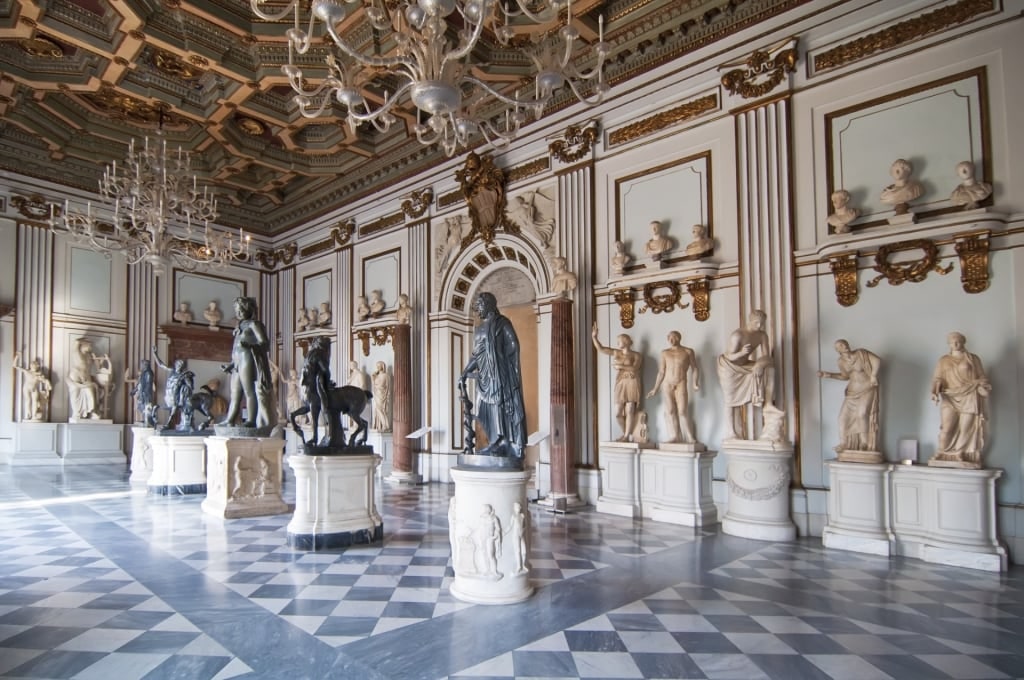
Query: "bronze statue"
220 296 275 430
289 336 373 451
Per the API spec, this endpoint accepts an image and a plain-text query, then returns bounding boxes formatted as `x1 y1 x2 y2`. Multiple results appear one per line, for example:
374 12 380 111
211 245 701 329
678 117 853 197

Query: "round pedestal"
449 468 533 605
148 435 207 495
287 454 382 550
721 440 796 541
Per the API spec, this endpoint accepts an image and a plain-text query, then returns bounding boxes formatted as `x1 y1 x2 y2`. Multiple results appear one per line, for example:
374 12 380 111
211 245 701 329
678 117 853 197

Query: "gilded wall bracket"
954 230 990 294
866 239 952 288
685 276 711 321
355 326 395 356
612 288 636 329
827 252 859 306
638 281 689 316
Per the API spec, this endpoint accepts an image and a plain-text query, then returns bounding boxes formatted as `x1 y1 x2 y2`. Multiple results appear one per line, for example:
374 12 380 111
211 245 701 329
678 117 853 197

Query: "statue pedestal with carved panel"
148 436 207 495
721 440 796 541
449 468 533 605
640 444 718 527
202 437 288 519
287 453 382 550
129 426 157 487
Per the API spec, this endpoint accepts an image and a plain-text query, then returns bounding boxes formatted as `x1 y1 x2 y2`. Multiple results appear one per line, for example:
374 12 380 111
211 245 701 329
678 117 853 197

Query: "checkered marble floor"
1 463 1022 679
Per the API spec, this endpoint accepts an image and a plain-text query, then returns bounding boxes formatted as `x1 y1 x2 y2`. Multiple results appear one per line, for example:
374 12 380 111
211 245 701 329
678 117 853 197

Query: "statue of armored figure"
592 322 643 443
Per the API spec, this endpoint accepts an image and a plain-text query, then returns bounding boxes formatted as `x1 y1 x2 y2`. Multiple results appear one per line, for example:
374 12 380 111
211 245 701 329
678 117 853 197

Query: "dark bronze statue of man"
459 292 527 461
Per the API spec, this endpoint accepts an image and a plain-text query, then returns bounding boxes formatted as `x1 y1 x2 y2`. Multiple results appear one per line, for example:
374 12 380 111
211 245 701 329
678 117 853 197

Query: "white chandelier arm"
441 7 488 66
562 76 609 106
249 0 301 23
462 75 547 110
322 21 412 70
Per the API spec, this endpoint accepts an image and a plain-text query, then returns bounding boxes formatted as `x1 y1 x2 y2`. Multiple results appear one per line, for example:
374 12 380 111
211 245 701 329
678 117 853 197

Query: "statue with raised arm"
646 331 701 445
13 352 51 422
928 332 991 468
220 296 276 431
459 292 527 463
152 346 212 432
818 340 880 458
717 310 776 440
592 322 643 442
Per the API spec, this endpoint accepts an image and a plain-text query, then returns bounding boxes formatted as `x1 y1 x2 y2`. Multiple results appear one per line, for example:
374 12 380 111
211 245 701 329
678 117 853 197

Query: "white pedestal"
148 436 207 495
129 427 158 487
9 423 61 465
368 431 394 479
285 427 306 457
287 454 383 550
58 423 126 465
823 461 893 556
449 468 534 605
639 444 718 527
721 439 796 541
202 437 289 519
595 441 644 518
891 465 1007 571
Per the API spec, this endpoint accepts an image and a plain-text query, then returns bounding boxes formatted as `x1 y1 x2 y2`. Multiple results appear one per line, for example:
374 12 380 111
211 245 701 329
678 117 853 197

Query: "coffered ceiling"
0 0 803 236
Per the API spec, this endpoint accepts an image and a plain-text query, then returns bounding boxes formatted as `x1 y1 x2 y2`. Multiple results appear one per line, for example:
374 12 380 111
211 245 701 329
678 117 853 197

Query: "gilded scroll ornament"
254 243 297 270
548 122 599 164
954 230 990 294
813 0 993 73
828 253 859 307
608 94 718 147
866 239 953 288
686 277 711 321
355 326 395 357
401 188 434 218
638 281 689 316
720 45 798 99
612 288 636 329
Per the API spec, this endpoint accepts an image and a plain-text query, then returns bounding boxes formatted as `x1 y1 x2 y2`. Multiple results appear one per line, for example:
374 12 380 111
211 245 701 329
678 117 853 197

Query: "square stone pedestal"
8 423 61 465
58 423 126 465
639 443 718 527
148 436 207 495
202 437 289 519
287 453 382 550
595 441 646 518
129 426 158 487
721 439 796 541
449 467 534 605
823 461 893 556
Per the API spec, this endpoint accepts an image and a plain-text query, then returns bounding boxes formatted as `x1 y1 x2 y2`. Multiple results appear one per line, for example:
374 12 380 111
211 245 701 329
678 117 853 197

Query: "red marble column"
549 297 578 498
390 323 417 479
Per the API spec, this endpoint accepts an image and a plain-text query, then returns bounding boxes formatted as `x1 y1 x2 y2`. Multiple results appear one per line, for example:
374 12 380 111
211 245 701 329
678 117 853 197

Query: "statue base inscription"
287 453 382 550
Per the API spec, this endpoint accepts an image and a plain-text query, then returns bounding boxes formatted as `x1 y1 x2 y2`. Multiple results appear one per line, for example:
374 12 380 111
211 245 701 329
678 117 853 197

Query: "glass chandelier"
251 0 610 156
49 130 249 277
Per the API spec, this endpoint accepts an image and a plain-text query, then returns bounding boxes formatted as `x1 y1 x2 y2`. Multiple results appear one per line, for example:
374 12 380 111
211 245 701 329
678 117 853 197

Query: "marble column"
389 323 420 483
546 297 579 505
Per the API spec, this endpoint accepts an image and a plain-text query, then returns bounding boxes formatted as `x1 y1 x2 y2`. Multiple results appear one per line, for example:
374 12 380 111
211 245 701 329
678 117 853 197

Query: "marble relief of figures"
474 504 502 579
506 188 555 249
231 454 272 500
929 332 991 469
819 340 881 458
646 331 701 445
591 322 643 442
67 337 101 421
507 502 528 575
717 310 777 440
949 160 992 210
13 352 52 422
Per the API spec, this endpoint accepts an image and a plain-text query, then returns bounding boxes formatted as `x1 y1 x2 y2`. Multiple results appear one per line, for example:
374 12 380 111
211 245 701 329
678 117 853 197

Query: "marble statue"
348 360 369 390
717 310 775 440
152 347 214 432
591 322 643 442
124 359 157 426
203 301 222 330
220 296 276 430
92 353 114 419
644 220 674 262
509 502 528 575
929 332 991 468
610 240 631 276
879 158 924 215
949 160 992 210
66 337 101 421
290 336 373 449
316 302 332 327
284 368 307 426
475 504 502 577
13 352 51 422
550 256 578 298
173 302 193 325
646 330 701 444
355 296 370 322
371 361 392 432
818 340 880 455
369 289 385 316
827 189 860 234
459 292 527 461
684 224 714 258
395 293 412 325
296 307 310 332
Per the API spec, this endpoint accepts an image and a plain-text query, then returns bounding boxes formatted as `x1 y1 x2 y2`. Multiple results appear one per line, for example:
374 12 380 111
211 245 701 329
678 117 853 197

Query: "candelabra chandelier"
49 131 249 277
251 0 610 156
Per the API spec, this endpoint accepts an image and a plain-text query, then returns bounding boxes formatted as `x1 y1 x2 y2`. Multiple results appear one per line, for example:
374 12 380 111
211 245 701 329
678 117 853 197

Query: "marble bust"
879 158 924 216
550 256 578 298
355 296 370 322
296 307 310 332
203 301 222 330
644 220 673 262
610 240 631 276
173 302 193 325
827 189 860 234
949 160 992 210
395 293 412 325
316 301 332 327
368 290 385 316
683 224 714 258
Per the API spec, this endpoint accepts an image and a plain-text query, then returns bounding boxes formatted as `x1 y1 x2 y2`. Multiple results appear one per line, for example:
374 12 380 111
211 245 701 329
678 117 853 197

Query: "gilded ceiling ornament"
549 122 599 164
153 50 205 80
866 239 953 288
189 55 210 68
720 42 798 99
954 230 991 294
455 152 508 245
82 88 190 127
813 0 992 73
19 36 63 59
236 116 266 136
401 188 434 218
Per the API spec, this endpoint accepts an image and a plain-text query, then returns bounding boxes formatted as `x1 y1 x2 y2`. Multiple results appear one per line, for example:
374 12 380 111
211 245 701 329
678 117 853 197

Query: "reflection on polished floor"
0 463 1022 680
